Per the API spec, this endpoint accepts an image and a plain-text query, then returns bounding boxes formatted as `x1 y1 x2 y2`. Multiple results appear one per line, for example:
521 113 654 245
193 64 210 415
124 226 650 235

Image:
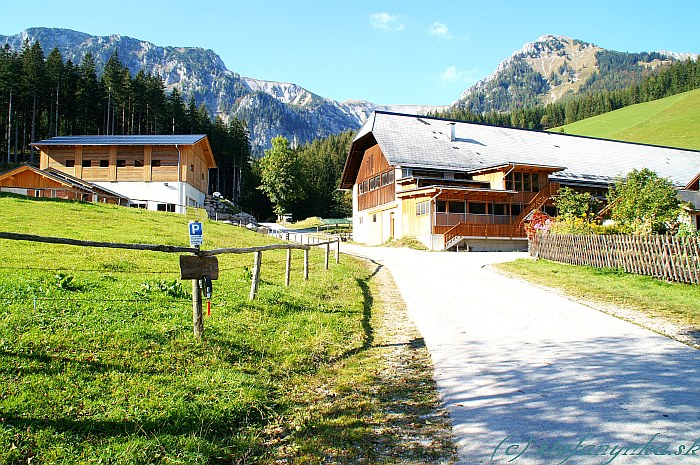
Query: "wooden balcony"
439 222 525 247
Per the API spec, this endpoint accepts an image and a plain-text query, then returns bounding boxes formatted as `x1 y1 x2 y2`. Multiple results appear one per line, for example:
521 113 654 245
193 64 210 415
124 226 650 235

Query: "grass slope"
495 259 700 329
0 195 373 463
554 88 700 150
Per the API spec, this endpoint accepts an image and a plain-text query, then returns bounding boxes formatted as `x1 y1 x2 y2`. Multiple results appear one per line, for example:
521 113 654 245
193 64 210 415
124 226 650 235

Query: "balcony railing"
435 212 512 226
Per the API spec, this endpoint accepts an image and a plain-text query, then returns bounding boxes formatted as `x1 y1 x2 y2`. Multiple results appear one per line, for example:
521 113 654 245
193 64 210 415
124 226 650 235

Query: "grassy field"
495 259 700 329
553 88 700 150
0 194 450 464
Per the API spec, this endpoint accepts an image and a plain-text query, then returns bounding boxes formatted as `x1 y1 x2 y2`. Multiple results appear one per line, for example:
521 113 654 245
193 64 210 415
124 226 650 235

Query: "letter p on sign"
189 221 203 246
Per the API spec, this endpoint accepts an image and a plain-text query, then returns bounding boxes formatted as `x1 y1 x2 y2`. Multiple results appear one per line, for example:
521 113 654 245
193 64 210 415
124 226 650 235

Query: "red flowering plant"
524 210 553 240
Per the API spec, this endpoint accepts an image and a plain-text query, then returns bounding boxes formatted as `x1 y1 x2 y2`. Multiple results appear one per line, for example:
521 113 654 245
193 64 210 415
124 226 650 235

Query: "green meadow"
0 194 376 463
554 88 700 150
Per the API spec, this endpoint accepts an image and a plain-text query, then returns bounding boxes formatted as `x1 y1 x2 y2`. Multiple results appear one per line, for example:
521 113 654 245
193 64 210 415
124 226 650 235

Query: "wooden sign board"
179 255 219 280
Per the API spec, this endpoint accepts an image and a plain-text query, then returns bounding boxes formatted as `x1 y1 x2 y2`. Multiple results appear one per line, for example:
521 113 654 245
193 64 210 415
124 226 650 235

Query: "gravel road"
342 244 700 465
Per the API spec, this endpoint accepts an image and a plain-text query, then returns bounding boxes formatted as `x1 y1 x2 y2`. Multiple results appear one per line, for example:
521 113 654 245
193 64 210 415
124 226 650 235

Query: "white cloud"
370 12 405 32
429 21 452 39
439 65 477 84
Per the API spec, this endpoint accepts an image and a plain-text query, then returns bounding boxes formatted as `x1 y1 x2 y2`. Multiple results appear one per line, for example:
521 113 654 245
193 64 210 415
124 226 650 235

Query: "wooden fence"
0 231 341 339
530 233 700 285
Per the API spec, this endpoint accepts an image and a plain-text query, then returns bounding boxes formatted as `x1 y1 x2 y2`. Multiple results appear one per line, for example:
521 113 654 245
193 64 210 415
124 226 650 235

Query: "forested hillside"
435 58 700 131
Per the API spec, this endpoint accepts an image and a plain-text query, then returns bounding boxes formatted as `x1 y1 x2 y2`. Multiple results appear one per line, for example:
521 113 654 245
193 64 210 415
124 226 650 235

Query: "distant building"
340 111 700 251
24 134 217 213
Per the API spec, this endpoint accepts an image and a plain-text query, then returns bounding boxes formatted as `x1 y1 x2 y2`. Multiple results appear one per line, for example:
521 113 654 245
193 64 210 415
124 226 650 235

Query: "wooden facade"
38 142 212 194
0 165 128 204
356 145 395 211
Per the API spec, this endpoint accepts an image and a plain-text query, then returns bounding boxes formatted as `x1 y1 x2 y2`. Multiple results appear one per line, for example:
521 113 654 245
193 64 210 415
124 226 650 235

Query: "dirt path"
343 244 700 465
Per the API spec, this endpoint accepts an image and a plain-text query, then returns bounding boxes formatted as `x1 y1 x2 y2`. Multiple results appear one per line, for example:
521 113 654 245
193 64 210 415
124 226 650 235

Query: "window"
448 201 466 214
82 160 91 167
358 182 364 194
416 201 429 216
374 176 380 189
381 172 388 186
454 172 472 180
373 214 377 223
152 160 161 167
99 160 109 168
505 171 541 192
436 200 447 213
369 177 376 190
130 203 146 209
493 203 508 216
469 202 487 214
157 203 176 212
511 204 523 216
66 160 75 167
116 159 126 168
401 168 412 179
135 159 143 167
363 180 368 193
387 170 394 183
413 170 444 179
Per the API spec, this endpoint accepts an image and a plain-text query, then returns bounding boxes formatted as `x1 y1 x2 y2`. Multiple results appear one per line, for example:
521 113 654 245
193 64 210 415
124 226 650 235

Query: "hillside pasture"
0 194 373 463
554 88 700 150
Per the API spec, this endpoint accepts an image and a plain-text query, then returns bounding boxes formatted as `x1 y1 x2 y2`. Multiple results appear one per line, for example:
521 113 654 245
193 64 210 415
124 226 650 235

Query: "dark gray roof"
679 189 700 210
32 135 207 146
356 112 700 187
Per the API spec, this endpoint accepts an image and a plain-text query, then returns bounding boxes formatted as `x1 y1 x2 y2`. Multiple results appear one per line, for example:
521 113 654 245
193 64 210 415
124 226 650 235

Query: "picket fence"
529 233 700 285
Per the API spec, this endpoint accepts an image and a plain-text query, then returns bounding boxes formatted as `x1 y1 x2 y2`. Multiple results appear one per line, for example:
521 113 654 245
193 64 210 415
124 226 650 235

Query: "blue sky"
1 0 698 105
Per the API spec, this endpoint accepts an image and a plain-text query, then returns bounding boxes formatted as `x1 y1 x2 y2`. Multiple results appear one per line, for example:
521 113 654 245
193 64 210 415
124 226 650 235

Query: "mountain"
0 27 447 153
455 34 698 114
553 88 700 150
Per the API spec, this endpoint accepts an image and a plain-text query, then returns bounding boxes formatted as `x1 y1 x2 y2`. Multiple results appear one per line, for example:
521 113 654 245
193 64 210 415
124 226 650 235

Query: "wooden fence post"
335 239 340 264
285 248 292 286
249 251 262 300
192 278 203 339
324 243 330 270
304 248 309 281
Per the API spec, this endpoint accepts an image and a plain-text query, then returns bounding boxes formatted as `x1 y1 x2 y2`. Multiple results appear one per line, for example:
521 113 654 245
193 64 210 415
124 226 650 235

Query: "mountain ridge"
0 27 447 152
1 28 696 151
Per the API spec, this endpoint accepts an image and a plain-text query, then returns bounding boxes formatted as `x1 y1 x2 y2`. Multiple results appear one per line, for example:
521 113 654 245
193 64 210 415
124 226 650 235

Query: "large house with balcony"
339 111 700 251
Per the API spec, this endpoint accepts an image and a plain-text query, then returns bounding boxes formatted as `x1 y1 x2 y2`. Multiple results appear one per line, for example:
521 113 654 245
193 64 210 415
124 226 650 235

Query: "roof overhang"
339 132 377 190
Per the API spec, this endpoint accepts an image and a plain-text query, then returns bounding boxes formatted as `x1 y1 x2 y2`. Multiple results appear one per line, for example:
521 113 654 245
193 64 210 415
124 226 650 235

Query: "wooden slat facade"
38 142 211 190
356 144 395 211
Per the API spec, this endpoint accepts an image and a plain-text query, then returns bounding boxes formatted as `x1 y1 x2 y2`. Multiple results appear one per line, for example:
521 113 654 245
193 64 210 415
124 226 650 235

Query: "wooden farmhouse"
340 111 700 251
3 135 217 213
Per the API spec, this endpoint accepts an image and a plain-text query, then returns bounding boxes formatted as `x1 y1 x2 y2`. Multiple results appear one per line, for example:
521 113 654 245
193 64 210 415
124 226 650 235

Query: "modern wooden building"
27 134 216 213
340 111 700 251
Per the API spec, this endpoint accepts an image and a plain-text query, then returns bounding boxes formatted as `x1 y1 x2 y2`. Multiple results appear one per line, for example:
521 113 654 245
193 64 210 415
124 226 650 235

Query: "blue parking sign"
189 221 203 246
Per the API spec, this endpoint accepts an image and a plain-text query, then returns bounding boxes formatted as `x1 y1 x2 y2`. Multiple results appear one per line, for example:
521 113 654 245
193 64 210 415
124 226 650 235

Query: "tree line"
255 131 354 221
434 58 700 130
0 39 257 211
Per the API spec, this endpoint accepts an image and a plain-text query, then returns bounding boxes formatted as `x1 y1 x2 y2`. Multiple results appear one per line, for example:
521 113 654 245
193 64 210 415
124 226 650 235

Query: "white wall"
93 181 206 214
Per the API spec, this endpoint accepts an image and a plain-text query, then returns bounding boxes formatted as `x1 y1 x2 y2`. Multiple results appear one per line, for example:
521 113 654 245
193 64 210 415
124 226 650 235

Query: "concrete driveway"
342 244 700 465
